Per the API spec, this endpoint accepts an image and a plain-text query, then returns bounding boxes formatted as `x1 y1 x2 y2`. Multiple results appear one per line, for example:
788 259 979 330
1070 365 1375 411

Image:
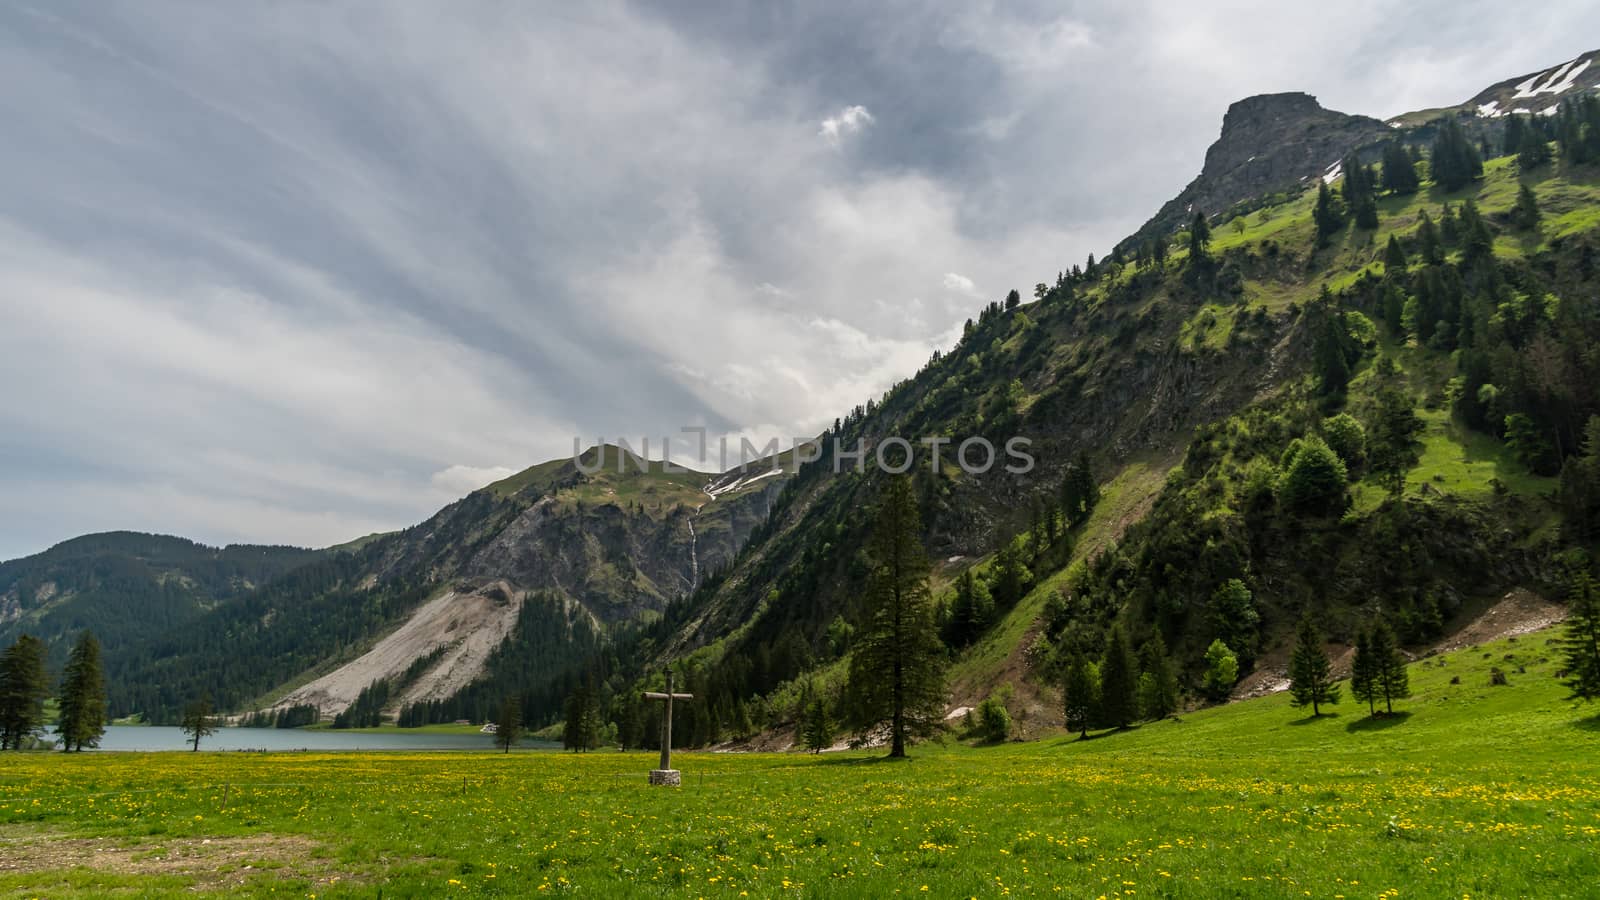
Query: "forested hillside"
0 533 322 669
546 90 1600 750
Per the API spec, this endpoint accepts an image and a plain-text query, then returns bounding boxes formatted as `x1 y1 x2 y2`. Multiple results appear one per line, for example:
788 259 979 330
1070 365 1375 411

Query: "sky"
3 1 1598 561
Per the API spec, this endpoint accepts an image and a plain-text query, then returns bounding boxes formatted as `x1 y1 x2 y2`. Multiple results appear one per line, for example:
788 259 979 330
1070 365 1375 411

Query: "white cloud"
819 104 874 144
430 465 520 495
942 272 978 295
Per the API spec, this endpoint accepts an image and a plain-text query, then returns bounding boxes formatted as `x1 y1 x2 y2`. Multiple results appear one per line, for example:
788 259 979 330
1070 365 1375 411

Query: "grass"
1350 408 1557 513
2 628 1596 897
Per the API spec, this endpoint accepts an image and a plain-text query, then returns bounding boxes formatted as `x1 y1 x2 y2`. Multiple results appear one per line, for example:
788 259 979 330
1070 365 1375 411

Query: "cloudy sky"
3 1 1597 560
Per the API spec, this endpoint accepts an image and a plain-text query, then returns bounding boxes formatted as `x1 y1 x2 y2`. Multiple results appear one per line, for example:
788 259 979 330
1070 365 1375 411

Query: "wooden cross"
642 669 694 776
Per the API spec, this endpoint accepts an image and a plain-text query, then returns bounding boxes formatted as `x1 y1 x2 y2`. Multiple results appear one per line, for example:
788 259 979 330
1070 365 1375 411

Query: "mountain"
0 532 323 666
13 52 1600 740
96 445 788 722
1392 49 1600 127
605 53 1600 747
1119 92 1393 256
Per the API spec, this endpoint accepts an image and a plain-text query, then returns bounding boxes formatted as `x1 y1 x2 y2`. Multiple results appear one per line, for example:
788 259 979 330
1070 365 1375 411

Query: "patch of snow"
1513 58 1591 100
704 466 783 499
1540 105 1561 117
1322 162 1342 184
1476 100 1501 118
1512 108 1533 116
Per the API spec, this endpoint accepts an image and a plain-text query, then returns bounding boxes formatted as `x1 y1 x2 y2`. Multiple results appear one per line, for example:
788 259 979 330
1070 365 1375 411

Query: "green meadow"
2 628 1596 898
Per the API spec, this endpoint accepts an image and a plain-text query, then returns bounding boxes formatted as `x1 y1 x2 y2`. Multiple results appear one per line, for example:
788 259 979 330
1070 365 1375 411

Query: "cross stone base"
648 769 682 787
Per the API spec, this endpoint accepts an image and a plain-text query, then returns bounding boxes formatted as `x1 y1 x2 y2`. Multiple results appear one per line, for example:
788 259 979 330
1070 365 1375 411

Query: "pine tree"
1558 571 1600 703
180 696 217 751
1350 627 1379 715
1430 117 1483 191
1060 452 1099 525
1342 154 1379 229
1188 211 1211 264
1098 625 1138 729
1518 124 1553 170
801 688 836 753
56 631 106 752
846 477 947 758
1138 632 1180 720
1288 616 1340 716
1368 385 1423 495
1380 141 1421 195
0 635 50 750
1313 181 1346 246
1511 184 1542 231
494 696 523 753
1201 639 1238 702
1417 211 1444 264
944 568 992 648
1005 288 1021 310
1062 654 1097 739
1384 234 1408 272
1370 620 1410 714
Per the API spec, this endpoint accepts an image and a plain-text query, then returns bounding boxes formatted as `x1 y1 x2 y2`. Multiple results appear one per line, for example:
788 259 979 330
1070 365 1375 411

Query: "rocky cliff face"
1119 93 1391 255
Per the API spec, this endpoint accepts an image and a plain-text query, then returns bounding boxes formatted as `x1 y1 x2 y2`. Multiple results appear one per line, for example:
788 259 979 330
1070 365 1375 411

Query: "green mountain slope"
0 532 323 668
602 81 1600 748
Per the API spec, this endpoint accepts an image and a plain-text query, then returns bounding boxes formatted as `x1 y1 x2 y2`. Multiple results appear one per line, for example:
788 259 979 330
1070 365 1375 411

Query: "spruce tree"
494 696 523 753
846 477 946 758
1098 625 1138 729
180 696 217 751
1368 384 1423 495
1558 571 1600 703
1380 141 1420 195
1138 632 1180 720
802 690 836 753
1188 211 1211 264
1062 654 1097 739
1313 181 1346 246
1417 211 1444 264
1288 616 1340 716
1430 117 1483 191
1384 235 1407 272
1350 627 1379 715
0 635 50 750
1370 620 1410 714
56 631 106 752
1518 125 1553 170
1511 184 1542 231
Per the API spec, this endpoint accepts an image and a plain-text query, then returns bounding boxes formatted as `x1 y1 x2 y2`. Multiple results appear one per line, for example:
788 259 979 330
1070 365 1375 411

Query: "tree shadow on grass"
1287 712 1342 726
1573 714 1600 733
812 753 911 767
1346 711 1414 732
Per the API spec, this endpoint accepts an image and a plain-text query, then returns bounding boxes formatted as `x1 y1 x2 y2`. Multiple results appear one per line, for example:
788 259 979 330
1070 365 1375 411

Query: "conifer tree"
1559 571 1600 703
494 696 523 753
0 635 50 750
1370 620 1410 714
180 696 217 751
944 568 992 648
1350 627 1379 715
1188 211 1211 264
1384 234 1407 272
1430 117 1483 191
1380 141 1420 195
1062 654 1097 739
1060 452 1099 525
1098 625 1138 729
1417 211 1444 264
1341 154 1379 229
1313 181 1346 246
1138 632 1180 720
846 477 946 758
1288 616 1340 716
1511 184 1542 231
56 631 106 752
1518 124 1553 170
801 688 836 753
1368 384 1424 495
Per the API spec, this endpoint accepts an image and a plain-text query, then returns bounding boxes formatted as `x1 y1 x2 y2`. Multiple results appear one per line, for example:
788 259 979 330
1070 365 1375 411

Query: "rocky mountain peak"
1118 92 1389 255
